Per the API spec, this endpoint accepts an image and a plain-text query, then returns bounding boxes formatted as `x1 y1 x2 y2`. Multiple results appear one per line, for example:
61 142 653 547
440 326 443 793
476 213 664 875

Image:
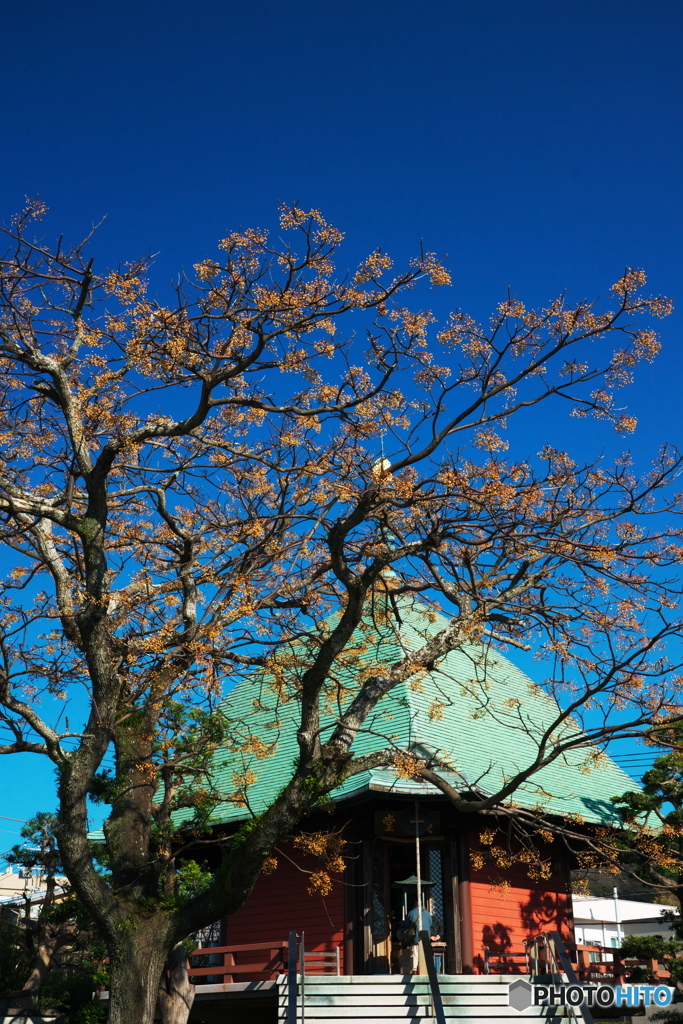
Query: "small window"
610 938 618 948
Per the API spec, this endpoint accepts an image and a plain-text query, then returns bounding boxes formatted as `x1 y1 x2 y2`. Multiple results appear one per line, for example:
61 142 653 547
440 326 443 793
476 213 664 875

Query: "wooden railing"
302 947 341 975
188 937 342 986
574 943 673 985
529 936 676 985
484 937 677 986
483 946 529 974
188 940 288 984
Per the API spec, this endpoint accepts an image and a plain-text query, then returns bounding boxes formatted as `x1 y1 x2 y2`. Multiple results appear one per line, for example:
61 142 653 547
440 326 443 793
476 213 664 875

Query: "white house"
0 866 69 924
0 866 49 899
573 895 679 948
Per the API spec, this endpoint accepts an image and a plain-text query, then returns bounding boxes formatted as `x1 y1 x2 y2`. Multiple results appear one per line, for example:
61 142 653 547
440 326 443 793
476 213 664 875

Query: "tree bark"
158 942 195 1024
106 931 168 1024
23 924 71 1000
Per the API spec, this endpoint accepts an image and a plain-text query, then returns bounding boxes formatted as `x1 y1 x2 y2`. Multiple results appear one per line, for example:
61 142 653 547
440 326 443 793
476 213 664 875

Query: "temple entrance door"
363 834 459 973
363 840 392 973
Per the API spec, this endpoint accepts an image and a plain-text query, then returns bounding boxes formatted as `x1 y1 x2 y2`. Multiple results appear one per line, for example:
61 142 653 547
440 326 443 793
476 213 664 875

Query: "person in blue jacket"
401 898 442 972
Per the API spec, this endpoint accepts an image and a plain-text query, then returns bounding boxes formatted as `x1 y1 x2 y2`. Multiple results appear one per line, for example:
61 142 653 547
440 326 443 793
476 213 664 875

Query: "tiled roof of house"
204 597 636 827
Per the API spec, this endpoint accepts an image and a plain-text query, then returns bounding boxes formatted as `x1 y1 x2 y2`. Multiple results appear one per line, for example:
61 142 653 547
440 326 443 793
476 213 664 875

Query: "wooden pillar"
362 840 373 973
445 842 462 974
457 832 474 973
344 846 356 974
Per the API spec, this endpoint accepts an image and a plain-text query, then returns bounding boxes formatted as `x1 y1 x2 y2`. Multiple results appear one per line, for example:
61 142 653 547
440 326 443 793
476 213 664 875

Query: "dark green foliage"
613 747 683 832
619 934 683 987
37 959 107 1021
0 915 106 1021
73 1004 108 1024
571 867 673 902
5 812 62 877
0 919 32 993
1 813 109 1021
621 934 678 959
89 704 231 847
611 727 683 913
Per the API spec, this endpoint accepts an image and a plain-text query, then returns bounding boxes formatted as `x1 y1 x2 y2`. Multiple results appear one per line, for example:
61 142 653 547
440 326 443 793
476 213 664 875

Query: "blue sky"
1 0 681 841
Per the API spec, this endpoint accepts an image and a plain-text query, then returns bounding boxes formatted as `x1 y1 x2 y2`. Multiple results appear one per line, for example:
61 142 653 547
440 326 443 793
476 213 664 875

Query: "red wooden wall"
225 842 346 973
467 837 574 973
222 829 574 977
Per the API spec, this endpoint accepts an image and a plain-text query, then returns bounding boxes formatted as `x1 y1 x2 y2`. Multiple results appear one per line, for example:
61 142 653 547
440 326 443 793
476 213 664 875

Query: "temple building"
201 598 634 978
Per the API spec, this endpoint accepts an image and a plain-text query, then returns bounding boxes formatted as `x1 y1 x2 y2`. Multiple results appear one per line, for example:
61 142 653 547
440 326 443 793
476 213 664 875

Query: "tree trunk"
23 921 75 1001
23 928 61 1002
158 942 195 1024
107 931 168 1024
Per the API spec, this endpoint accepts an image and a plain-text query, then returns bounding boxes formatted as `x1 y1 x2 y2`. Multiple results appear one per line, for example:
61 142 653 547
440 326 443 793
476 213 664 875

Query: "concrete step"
278 976 544 989
286 974 520 983
277 974 569 1022
281 985 552 997
280 1009 566 1019
284 994 563 1007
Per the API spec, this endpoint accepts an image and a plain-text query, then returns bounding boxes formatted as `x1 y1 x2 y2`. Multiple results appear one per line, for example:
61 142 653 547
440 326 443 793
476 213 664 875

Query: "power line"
614 753 663 761
613 752 668 759
613 757 656 761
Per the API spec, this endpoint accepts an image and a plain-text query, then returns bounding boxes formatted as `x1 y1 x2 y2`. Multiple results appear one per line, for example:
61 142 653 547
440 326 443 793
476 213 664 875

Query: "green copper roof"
206 597 636 828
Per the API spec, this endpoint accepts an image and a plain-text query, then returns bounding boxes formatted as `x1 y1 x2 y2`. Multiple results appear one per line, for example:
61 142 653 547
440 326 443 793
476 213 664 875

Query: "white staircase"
277 974 568 1023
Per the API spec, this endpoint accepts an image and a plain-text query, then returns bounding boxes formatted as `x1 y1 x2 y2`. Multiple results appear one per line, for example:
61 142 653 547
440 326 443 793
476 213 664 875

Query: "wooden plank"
191 960 282 976
193 940 286 954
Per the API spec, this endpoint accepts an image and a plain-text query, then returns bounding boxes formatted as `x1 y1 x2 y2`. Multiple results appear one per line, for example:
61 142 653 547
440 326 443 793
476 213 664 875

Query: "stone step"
282 994 560 1006
294 978 540 987
279 1015 566 1022
285 974 519 983
277 974 568 1022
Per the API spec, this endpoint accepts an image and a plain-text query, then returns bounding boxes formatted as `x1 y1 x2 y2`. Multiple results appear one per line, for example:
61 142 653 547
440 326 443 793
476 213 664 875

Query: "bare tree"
0 199 681 1023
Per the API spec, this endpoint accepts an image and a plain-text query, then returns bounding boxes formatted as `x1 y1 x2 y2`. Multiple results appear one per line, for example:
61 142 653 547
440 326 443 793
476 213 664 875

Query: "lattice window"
428 848 444 933
372 846 388 940
191 919 223 975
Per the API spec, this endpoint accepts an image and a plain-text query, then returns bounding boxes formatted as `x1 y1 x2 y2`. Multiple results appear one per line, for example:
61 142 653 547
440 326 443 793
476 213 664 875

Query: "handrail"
418 930 446 1024
188 939 287 981
285 930 341 1024
483 945 529 975
301 949 341 974
525 931 594 1024
190 933 340 990
300 930 305 1024
287 931 297 1024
